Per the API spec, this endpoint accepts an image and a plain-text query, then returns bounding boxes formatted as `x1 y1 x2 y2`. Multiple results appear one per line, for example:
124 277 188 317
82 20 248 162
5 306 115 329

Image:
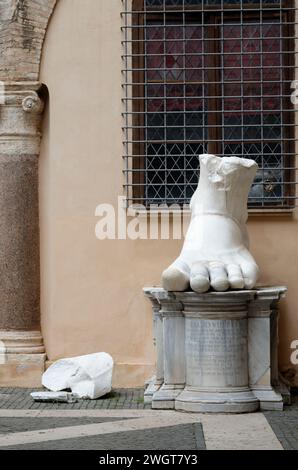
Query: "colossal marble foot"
162 154 259 293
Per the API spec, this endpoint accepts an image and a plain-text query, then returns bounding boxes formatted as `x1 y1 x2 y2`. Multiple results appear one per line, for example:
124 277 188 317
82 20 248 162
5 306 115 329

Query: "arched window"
122 0 296 209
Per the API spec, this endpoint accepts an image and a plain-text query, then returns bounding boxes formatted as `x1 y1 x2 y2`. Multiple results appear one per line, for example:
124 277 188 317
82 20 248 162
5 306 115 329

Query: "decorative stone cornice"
177 291 253 319
144 287 287 320
248 286 287 318
143 287 161 314
0 82 44 155
143 287 183 316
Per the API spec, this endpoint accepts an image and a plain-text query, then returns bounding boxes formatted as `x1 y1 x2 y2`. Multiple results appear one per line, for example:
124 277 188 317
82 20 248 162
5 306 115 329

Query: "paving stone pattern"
0 388 150 410
0 423 206 451
0 388 298 450
264 395 298 450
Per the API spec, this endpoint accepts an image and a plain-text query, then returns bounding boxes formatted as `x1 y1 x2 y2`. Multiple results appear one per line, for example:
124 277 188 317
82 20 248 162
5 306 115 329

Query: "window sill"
248 208 294 217
127 206 295 218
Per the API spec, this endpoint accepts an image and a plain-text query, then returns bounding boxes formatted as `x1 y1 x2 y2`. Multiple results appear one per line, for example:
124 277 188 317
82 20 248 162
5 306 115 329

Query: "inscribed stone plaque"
185 318 248 388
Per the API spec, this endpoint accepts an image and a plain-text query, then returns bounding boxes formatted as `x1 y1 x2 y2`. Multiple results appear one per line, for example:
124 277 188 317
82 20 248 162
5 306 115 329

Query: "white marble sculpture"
162 154 259 293
42 352 113 399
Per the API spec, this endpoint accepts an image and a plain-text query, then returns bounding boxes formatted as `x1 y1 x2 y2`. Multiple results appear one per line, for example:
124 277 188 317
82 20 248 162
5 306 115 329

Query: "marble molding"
143 289 164 403
0 331 45 387
144 286 287 413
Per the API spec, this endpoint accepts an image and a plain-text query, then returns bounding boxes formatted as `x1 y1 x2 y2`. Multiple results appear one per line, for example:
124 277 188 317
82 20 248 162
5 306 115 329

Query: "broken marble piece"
30 391 79 403
162 154 260 293
42 352 113 399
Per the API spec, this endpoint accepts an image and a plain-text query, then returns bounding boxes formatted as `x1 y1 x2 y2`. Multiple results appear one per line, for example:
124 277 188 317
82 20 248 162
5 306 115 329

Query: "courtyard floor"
0 388 297 450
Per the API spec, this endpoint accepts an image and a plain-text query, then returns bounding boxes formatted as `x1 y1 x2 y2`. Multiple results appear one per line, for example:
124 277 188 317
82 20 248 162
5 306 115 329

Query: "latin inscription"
186 319 247 387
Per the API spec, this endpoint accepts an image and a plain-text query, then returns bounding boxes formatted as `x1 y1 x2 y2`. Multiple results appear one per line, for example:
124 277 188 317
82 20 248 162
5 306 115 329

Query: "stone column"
175 291 259 413
0 82 45 386
143 288 164 403
151 290 185 410
248 286 288 410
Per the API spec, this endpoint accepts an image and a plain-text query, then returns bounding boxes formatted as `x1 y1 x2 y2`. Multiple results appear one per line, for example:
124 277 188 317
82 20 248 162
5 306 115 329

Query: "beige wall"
39 0 298 387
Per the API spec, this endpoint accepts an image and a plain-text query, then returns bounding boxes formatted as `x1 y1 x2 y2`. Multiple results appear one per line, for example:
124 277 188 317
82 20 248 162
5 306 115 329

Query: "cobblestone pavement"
0 388 296 450
264 394 298 450
0 388 150 410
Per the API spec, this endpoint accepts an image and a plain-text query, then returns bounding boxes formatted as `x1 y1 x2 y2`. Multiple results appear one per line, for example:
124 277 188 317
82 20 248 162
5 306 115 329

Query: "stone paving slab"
0 388 297 450
0 417 129 434
0 409 283 451
200 412 283 450
0 409 202 449
0 423 206 451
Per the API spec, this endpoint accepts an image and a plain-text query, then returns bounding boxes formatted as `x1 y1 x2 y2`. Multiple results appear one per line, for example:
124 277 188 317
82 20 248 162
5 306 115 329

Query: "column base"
144 376 162 404
152 384 185 409
175 386 259 413
276 379 291 406
251 386 284 411
0 330 46 387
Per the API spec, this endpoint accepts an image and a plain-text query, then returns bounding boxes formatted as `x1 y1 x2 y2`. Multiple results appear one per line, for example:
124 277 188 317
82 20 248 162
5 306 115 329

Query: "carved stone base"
144 376 162 404
151 384 184 409
176 387 259 413
144 286 287 414
251 386 284 411
0 330 46 387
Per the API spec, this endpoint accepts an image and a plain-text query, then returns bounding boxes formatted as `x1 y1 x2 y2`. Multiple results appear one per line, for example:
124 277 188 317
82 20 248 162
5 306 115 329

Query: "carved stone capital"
22 93 44 114
0 82 45 155
0 82 43 107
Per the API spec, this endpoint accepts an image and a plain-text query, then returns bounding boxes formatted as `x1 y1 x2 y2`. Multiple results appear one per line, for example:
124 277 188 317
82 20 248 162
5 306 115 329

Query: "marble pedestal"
145 289 185 409
143 289 164 403
144 286 287 413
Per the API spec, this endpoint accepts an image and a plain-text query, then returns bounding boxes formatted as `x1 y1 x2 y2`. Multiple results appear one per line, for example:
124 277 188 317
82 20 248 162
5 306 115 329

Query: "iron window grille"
121 0 298 209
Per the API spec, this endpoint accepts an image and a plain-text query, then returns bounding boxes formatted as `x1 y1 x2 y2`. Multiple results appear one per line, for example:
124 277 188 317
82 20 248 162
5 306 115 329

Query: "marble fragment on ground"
42 352 113 399
30 392 78 403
